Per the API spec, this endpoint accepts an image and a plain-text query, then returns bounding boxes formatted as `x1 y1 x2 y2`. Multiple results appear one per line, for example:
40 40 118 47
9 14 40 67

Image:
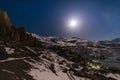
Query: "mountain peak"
0 9 12 28
112 38 120 42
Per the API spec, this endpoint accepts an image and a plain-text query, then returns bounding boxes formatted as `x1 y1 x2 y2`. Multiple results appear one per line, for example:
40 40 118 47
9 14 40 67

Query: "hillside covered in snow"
0 10 120 80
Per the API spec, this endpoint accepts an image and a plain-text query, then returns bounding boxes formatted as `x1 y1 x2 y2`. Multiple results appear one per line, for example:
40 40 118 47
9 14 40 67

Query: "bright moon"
69 20 78 27
67 19 79 30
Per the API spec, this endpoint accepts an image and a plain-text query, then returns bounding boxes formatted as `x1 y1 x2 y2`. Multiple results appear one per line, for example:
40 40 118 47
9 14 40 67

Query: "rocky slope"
0 10 120 80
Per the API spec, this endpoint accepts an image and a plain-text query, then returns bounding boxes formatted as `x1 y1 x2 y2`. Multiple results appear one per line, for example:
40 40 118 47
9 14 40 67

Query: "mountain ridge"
0 10 41 47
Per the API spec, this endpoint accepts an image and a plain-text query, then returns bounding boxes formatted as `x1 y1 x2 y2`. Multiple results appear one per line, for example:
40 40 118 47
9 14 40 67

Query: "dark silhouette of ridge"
0 9 40 46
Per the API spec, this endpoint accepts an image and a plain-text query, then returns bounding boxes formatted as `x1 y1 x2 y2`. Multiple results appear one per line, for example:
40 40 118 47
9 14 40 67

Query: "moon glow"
67 18 80 31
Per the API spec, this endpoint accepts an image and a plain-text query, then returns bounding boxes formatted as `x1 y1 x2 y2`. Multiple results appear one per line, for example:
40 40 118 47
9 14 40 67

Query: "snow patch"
106 73 120 80
29 69 70 80
25 47 37 54
2 69 14 74
5 47 14 54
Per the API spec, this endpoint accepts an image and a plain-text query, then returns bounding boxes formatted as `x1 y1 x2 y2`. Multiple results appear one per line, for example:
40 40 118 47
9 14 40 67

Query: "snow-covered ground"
106 73 120 80
25 56 90 80
5 47 14 54
0 33 120 80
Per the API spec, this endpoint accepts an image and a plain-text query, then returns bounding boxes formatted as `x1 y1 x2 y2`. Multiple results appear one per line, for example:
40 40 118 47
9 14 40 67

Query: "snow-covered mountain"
0 37 120 80
27 32 89 46
0 10 120 80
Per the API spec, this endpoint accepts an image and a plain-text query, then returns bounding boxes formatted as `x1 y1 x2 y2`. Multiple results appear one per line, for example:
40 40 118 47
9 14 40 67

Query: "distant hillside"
112 38 120 42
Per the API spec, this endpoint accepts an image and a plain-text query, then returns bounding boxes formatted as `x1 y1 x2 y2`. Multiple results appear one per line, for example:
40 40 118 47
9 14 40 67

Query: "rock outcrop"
0 9 40 46
0 10 11 31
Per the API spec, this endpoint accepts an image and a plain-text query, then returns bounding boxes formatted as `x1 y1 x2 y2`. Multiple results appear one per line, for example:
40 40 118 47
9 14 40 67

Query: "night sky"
0 0 120 40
